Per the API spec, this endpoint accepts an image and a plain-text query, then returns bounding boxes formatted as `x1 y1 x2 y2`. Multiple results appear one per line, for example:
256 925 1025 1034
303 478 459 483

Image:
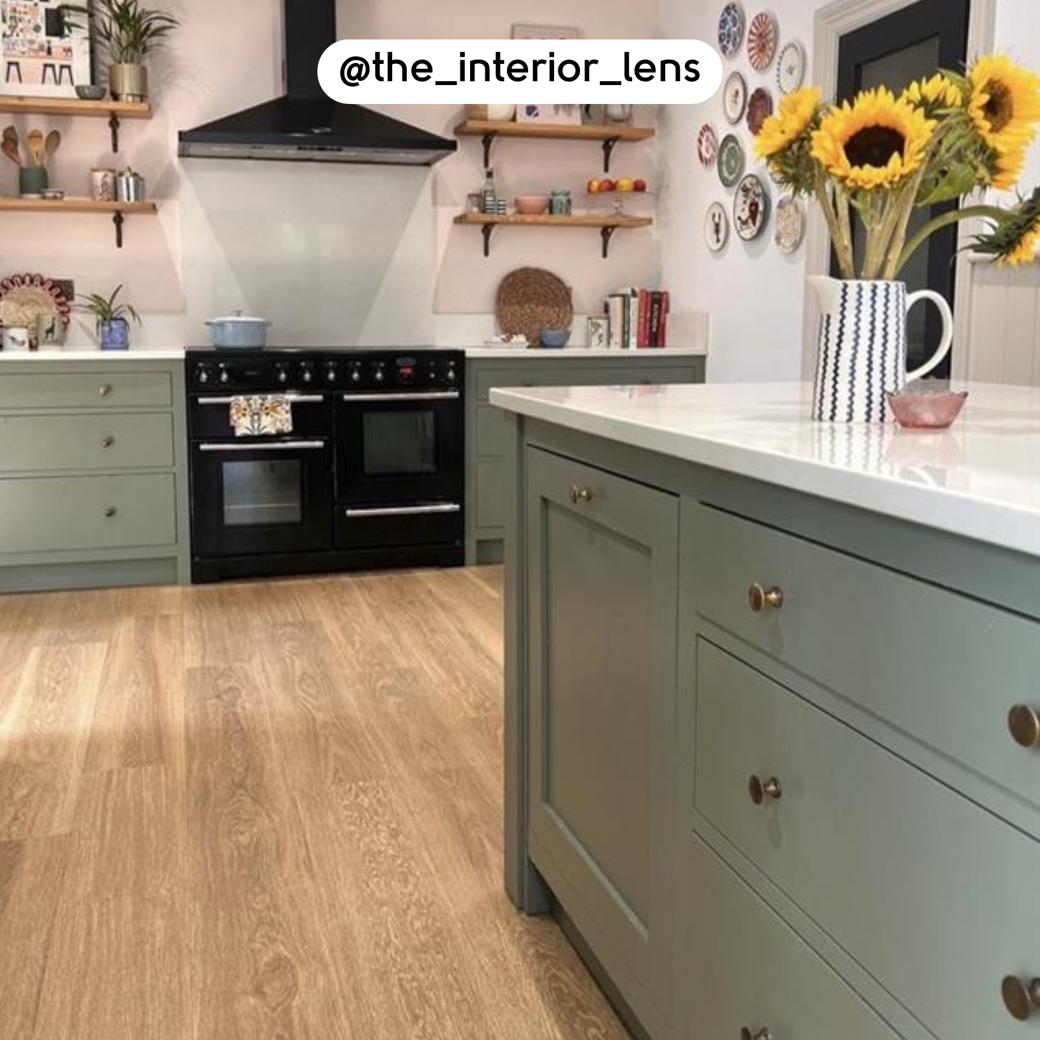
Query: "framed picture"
516 104 583 126
1 0 92 98
511 24 580 40
586 317 609 350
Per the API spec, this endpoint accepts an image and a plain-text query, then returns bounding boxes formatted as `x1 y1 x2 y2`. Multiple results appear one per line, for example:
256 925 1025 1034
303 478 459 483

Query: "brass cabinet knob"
101 436 115 448
741 1028 773 1040
749 776 782 805
569 485 595 505
1002 976 1040 1021
104 506 118 518
1008 705 1040 749
748 583 784 613
98 384 113 397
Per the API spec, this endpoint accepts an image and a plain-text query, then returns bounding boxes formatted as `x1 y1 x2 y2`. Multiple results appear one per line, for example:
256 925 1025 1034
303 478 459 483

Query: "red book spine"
660 290 670 347
648 291 662 347
638 289 651 348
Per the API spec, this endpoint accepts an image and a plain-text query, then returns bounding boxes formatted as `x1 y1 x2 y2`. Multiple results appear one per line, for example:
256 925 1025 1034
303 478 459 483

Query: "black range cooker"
185 348 464 583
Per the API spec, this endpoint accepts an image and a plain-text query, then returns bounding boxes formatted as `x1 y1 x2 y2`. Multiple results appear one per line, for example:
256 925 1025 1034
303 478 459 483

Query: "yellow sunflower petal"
969 54 1040 154
753 85 821 158
999 216 1040 267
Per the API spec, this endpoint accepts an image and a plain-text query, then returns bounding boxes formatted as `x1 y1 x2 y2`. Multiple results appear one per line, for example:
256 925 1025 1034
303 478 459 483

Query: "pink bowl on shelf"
886 389 968 429
514 194 550 215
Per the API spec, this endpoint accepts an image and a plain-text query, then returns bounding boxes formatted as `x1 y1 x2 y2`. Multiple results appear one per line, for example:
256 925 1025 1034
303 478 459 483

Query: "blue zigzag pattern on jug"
812 314 831 418
880 284 892 422
829 283 849 422
864 282 878 421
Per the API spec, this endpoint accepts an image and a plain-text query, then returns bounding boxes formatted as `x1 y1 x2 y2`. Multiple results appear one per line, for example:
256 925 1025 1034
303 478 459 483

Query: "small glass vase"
99 318 130 351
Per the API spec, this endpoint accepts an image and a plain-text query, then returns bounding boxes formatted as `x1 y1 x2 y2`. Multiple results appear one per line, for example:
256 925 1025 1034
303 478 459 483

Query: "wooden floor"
0 567 629 1040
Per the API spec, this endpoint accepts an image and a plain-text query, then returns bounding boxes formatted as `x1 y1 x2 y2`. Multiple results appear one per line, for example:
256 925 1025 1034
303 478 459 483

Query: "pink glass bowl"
886 390 968 429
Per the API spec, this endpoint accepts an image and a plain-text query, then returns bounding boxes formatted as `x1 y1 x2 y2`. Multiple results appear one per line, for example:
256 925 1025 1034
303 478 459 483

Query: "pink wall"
0 0 660 348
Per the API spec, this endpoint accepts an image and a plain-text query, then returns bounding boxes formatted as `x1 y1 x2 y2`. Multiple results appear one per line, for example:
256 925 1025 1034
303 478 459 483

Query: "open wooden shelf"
453 212 653 258
0 197 158 248
0 95 151 151
454 119 655 172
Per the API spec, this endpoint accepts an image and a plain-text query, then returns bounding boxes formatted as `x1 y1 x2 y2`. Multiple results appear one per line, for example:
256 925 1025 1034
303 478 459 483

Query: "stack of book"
604 288 670 349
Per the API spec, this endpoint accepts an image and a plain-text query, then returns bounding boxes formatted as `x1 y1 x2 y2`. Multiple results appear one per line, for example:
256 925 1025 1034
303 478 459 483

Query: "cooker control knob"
374 369 385 384
300 366 314 384
219 369 230 385
197 367 210 385
350 368 362 384
445 366 457 384
277 368 289 384
325 364 337 383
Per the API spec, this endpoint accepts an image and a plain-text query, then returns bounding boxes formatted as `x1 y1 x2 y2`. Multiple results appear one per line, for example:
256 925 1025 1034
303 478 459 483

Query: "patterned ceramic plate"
717 2 745 58
705 202 730 252
733 173 770 240
747 86 774 135
776 40 806 94
717 134 746 188
697 123 719 168
0 273 71 334
747 11 778 71
775 194 805 253
723 71 748 124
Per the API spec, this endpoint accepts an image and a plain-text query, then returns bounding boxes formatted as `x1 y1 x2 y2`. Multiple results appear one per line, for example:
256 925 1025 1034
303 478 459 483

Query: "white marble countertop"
490 381 1040 558
0 349 185 361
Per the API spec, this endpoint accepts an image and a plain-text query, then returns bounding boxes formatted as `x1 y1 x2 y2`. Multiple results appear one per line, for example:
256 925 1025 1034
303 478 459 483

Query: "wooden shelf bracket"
108 113 121 153
602 137 621 173
481 222 494 257
600 225 617 259
113 210 125 248
481 133 495 168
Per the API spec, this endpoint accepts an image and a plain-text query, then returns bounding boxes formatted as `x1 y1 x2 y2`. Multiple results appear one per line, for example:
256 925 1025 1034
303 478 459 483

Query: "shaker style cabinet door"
525 445 679 1033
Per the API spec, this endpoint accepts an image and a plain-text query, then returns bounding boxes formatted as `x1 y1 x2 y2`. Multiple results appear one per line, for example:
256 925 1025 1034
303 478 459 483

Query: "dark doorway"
835 0 970 377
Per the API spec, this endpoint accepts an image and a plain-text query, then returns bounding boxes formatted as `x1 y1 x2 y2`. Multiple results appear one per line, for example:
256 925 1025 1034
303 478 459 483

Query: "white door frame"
802 0 997 379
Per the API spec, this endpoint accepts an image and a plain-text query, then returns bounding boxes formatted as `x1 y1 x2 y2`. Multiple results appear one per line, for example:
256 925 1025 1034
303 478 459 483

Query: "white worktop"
461 347 707 359
490 381 1040 558
0 349 185 361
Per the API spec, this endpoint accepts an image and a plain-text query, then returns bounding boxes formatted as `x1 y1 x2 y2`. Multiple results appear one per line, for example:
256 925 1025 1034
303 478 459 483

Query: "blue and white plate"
718 3 745 58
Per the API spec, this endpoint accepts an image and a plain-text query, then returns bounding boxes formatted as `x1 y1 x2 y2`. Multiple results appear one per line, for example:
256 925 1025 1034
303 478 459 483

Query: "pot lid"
206 310 271 325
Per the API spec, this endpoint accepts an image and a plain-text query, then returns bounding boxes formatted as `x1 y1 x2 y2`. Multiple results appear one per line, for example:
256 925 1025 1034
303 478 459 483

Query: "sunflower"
903 73 962 113
988 144 1027 190
754 86 821 158
973 187 1040 267
811 88 936 190
968 54 1040 154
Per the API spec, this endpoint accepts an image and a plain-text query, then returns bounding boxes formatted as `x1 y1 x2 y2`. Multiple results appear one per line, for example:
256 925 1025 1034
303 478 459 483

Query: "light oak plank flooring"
0 567 630 1040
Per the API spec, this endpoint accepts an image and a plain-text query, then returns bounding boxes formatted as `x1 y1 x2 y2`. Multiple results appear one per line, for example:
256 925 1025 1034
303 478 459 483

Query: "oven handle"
196 395 325 405
198 440 327 452
341 391 460 403
344 503 461 518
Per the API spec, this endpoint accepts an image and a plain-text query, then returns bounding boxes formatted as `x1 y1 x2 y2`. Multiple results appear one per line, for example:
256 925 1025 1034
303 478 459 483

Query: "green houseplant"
77 285 142 351
63 0 179 102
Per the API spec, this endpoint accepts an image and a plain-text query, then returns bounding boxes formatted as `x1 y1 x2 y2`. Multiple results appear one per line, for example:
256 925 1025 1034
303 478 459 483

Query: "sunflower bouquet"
754 54 1040 280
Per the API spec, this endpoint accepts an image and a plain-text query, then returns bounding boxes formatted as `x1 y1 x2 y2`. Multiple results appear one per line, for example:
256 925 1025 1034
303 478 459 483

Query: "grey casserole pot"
206 311 272 349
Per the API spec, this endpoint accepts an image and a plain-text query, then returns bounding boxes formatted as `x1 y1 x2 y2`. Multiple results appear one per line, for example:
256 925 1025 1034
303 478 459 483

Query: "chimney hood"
178 0 456 166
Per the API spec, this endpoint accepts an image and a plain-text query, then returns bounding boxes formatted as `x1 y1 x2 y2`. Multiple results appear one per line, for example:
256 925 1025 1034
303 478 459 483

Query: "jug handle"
905 290 953 382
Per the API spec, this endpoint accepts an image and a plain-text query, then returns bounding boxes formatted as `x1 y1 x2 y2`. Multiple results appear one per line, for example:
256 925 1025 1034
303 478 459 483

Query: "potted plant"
77 285 142 351
755 56 1040 422
63 0 179 102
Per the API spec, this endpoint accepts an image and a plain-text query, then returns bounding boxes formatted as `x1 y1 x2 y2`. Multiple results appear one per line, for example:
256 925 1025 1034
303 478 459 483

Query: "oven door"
336 391 463 507
191 439 333 558
189 393 329 439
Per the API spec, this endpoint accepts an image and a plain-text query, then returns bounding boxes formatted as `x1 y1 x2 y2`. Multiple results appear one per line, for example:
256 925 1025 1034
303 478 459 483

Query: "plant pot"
19 166 48 196
809 277 954 423
99 318 130 351
109 63 148 102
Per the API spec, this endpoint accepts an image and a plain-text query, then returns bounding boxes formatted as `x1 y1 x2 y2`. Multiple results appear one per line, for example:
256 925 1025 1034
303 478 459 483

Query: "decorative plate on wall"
0 273 71 333
747 11 778 71
495 267 573 346
775 194 805 253
705 202 730 252
717 134 746 188
776 40 806 94
723 71 748 124
733 173 770 240
697 123 719 168
747 86 774 135
717 3 746 58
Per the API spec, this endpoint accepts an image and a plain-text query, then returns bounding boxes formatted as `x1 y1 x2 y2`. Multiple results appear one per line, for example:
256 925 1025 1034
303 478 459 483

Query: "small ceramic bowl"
540 328 571 349
41 188 65 201
886 389 968 429
515 194 550 215
76 85 107 101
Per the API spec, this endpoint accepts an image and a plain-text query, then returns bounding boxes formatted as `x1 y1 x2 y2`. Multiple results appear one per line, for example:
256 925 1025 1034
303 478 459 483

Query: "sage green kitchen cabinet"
524 444 679 1040
0 359 190 592
465 353 704 563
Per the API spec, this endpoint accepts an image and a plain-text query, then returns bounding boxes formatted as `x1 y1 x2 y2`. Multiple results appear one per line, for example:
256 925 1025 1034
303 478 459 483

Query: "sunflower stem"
818 175 855 279
893 203 1009 275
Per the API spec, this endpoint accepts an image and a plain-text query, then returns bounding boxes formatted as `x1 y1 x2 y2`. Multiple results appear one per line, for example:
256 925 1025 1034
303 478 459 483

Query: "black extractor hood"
178 0 456 166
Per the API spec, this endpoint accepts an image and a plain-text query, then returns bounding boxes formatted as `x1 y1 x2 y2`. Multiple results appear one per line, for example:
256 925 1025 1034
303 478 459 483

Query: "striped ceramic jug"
809 277 953 423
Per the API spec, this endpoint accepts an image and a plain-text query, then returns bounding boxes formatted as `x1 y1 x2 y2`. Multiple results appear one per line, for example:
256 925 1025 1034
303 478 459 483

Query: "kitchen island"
494 381 1040 1040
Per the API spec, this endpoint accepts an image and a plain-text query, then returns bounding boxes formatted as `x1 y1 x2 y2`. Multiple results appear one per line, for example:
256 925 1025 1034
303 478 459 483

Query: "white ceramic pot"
487 104 516 121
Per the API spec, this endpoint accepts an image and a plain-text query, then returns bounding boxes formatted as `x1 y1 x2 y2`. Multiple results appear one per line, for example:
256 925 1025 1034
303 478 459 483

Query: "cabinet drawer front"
695 640 1040 1040
0 474 176 553
694 505 1040 810
476 405 506 458
0 372 172 410
477 364 696 402
682 836 899 1040
476 459 505 529
0 414 174 472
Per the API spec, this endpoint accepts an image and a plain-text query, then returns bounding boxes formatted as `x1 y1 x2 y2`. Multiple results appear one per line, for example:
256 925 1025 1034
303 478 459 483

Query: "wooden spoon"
1 137 21 167
26 128 44 168
44 130 61 165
